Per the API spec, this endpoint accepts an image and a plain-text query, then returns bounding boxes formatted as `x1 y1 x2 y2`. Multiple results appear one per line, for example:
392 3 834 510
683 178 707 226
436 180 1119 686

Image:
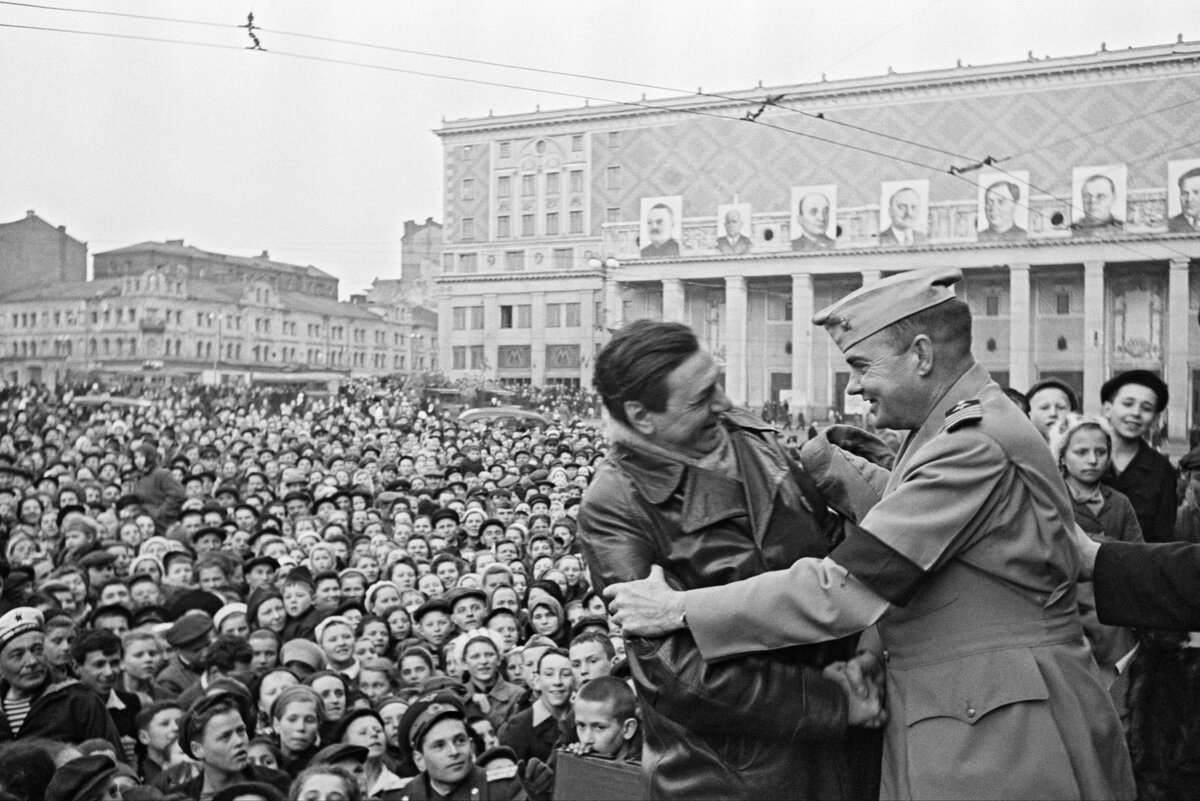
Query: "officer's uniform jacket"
397 763 527 800
686 363 1136 800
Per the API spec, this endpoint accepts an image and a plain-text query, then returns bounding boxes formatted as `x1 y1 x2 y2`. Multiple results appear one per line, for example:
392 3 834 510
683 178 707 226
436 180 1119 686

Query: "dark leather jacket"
579 410 865 800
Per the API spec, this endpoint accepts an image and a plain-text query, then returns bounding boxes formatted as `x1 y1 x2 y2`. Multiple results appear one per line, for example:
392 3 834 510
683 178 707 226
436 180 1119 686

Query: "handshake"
822 651 888 729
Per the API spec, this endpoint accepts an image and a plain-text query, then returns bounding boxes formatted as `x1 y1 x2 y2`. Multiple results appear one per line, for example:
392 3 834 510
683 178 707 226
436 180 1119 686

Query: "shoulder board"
487 764 519 781
943 399 983 432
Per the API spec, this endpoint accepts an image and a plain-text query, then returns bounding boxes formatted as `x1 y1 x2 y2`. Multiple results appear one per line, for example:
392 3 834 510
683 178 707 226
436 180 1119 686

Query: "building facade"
0 241 411 388
436 39 1200 438
0 211 87 295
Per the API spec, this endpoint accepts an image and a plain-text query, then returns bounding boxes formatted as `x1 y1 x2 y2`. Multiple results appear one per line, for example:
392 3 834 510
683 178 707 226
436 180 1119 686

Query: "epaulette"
943 399 983 432
487 764 519 781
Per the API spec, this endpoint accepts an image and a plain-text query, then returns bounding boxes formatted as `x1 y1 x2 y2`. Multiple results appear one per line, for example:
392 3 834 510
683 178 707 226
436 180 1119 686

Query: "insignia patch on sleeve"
943 399 983 432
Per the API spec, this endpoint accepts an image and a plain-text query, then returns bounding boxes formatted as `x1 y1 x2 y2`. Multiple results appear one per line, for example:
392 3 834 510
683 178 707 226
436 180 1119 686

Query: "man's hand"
604 565 687 637
517 758 554 801
1069 522 1100 581
824 659 887 729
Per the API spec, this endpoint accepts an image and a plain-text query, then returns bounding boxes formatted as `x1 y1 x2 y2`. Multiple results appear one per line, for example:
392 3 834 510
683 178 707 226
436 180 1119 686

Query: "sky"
1 0 1196 296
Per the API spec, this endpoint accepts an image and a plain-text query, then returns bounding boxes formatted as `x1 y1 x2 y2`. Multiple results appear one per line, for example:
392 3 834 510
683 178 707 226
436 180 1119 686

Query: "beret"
1100 369 1168 413
412 598 451 623
44 754 118 801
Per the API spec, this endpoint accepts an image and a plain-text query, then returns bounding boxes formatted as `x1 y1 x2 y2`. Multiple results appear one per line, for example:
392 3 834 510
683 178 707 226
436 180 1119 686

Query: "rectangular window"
606 207 621 224
564 302 581 327
1056 292 1071 315
461 217 475 241
497 215 511 238
985 296 1000 317
546 172 559 195
470 306 484 329
571 134 583 151
569 169 583 193
452 307 467 330
458 253 477 273
499 141 511 158
469 345 485 369
497 175 511 198
452 346 466 370
608 131 621 148
521 174 535 196
461 178 474 201
505 250 525 271
546 303 562 327
606 165 621 189
553 248 573 269
517 304 532 328
442 253 454 272
569 210 583 234
500 305 514 328
545 212 559 235
521 214 535 237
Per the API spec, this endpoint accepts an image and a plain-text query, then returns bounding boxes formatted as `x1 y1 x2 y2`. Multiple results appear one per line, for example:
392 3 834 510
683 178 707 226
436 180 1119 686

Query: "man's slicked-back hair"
877 297 973 363
593 320 699 425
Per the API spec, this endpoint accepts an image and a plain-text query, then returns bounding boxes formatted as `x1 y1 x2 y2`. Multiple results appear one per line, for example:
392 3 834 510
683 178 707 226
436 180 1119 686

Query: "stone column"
1008 264 1032 391
1168 258 1191 441
662 278 685 323
437 293 453 376
603 278 622 331
725 276 748 403
792 273 815 423
580 289 597 386
482 293 499 380
530 291 546 386
1083 261 1106 416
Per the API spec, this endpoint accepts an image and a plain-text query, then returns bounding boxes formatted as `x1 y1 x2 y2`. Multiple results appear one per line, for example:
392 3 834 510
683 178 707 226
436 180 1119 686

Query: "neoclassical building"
437 39 1200 436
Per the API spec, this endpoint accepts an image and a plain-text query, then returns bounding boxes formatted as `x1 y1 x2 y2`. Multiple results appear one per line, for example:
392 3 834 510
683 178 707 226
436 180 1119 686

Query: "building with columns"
436 39 1200 438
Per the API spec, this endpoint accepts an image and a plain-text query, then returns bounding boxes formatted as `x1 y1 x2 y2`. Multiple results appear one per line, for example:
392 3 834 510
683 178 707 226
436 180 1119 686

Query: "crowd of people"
0 292 1194 800
0 379 637 800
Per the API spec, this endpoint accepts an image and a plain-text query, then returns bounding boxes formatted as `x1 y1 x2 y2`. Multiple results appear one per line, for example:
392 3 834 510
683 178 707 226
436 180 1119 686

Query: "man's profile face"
984 184 1016 231
1181 175 1200 218
1081 177 1115 223
889 189 921 232
843 332 927 431
646 206 673 245
723 210 742 238
800 194 830 237
633 350 732 459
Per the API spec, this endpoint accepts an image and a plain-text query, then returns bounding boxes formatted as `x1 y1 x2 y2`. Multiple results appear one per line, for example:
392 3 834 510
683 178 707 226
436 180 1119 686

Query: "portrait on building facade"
976 171 1030 242
878 179 929 246
715 203 753 255
639 196 682 258
1071 164 1127 236
1167 158 1200 233
790 186 837 251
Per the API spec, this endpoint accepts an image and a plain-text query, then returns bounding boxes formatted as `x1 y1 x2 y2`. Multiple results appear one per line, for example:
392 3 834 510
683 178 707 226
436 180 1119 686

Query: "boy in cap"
1100 369 1176 543
400 697 550 801
154 611 214 697
0 607 124 754
159 691 289 799
45 753 121 801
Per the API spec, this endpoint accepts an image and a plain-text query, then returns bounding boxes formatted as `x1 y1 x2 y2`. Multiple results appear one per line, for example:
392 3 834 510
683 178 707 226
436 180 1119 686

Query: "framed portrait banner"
1071 164 1127 235
789 185 838 251
1166 158 1200 232
976 170 1030 242
639 196 683 258
715 202 753 254
878 179 930 246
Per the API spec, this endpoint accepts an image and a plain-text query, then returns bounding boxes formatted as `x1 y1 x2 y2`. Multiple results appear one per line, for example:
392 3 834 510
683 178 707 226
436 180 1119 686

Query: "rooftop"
93 240 336 281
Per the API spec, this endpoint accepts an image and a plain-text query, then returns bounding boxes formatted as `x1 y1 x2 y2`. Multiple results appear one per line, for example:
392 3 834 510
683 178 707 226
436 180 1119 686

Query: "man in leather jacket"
579 320 883 800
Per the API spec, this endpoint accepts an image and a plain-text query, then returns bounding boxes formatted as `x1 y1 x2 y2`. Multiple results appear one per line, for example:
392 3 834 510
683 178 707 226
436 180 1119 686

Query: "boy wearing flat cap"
607 267 1135 800
1100 369 1176 543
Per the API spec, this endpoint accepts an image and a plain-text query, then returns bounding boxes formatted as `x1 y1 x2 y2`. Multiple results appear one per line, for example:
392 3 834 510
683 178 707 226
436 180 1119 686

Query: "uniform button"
966 707 976 718
882 649 890 664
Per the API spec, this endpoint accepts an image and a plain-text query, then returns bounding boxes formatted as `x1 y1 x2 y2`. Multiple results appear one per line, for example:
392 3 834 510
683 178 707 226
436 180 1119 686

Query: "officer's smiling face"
844 332 927 431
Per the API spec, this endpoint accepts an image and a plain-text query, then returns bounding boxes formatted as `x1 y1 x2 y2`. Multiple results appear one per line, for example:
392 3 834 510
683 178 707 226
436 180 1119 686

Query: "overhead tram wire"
3 0 1195 183
1 17 1191 265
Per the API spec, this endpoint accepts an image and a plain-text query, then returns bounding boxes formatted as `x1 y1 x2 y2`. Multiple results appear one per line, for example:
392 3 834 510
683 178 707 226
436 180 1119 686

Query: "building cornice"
437 40 1200 138
436 269 605 285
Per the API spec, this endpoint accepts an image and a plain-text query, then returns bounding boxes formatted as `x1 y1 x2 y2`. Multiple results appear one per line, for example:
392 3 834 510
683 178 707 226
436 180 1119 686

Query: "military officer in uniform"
606 267 1135 800
398 696 552 801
